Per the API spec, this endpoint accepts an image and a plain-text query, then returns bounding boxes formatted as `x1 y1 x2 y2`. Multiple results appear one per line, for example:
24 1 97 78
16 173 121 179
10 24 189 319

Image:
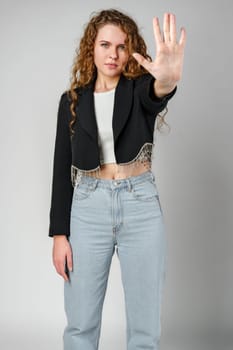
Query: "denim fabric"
63 170 167 350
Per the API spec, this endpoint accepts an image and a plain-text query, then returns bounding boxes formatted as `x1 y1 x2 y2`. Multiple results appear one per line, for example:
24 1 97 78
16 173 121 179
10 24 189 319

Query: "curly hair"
67 8 169 135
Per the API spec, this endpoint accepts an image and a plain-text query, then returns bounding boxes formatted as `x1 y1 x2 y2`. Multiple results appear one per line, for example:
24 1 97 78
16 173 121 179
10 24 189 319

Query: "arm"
48 92 74 280
135 73 177 114
49 93 73 237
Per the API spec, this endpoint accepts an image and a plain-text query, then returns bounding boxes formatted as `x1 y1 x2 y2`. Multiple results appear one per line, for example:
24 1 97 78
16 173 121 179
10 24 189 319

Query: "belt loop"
94 178 99 190
126 178 132 192
90 178 98 190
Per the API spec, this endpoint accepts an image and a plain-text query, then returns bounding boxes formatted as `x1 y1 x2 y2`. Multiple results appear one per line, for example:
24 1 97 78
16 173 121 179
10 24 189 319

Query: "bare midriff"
88 161 151 180
71 143 154 186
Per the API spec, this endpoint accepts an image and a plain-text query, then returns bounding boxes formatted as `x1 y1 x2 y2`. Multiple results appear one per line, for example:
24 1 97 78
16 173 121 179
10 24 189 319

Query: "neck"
94 74 120 92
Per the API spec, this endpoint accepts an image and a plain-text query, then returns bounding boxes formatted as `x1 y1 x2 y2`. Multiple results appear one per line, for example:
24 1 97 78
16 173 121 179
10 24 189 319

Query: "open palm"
133 13 186 88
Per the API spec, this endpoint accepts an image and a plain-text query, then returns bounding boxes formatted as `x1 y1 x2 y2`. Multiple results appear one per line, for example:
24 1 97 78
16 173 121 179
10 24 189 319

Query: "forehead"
96 24 127 42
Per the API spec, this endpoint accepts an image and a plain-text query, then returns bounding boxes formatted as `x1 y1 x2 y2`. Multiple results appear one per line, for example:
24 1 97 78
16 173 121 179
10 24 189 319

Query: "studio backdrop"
0 1 232 349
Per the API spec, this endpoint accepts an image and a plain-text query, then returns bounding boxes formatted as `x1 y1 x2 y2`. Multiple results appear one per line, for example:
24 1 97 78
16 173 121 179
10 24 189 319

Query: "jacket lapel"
75 83 98 142
112 75 133 142
76 74 134 144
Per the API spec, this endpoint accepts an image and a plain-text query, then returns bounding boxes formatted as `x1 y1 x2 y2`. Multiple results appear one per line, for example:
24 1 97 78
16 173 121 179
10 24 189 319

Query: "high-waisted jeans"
63 170 167 350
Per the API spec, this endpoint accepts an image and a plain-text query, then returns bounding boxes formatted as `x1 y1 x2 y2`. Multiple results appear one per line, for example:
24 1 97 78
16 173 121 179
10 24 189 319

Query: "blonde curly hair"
68 8 169 135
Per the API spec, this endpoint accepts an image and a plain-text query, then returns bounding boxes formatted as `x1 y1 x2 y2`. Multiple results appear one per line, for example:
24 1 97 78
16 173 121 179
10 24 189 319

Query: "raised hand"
133 13 186 97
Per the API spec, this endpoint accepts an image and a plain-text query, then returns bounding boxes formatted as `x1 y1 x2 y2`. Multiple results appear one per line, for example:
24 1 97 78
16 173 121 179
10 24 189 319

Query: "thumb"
132 52 151 71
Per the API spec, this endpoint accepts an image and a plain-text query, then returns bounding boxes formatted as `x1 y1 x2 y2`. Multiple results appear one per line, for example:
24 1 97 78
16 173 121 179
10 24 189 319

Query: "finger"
66 249 73 272
53 256 66 275
170 13 177 43
179 26 187 47
153 17 163 46
132 52 151 72
56 261 69 281
163 12 170 42
61 270 69 282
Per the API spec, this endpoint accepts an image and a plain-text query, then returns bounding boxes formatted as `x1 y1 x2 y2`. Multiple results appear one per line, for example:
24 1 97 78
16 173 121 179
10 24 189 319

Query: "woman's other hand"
52 235 73 281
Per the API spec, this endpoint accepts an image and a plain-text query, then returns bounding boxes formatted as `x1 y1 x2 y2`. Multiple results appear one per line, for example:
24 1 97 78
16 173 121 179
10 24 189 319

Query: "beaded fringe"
71 142 155 187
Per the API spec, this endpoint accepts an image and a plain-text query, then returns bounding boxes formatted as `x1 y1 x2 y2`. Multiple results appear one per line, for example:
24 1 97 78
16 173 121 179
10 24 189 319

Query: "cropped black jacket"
48 73 176 237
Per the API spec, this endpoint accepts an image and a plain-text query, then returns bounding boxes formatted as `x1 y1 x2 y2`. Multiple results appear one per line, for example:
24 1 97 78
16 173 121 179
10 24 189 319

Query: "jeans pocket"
73 182 94 201
131 179 159 202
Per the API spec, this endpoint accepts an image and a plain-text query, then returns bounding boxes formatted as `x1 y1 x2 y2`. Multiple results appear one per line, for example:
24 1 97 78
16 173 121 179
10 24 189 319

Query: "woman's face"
94 24 129 81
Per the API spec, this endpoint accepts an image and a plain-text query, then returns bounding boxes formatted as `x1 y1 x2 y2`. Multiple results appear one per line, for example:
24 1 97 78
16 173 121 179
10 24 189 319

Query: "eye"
118 45 126 50
100 42 109 48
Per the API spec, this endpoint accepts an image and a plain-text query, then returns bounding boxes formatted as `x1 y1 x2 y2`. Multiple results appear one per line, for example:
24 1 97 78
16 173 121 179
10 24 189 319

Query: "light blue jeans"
63 170 167 350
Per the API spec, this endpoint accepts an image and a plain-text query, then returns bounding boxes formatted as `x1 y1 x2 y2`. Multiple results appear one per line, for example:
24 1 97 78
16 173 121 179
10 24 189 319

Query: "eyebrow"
99 40 126 45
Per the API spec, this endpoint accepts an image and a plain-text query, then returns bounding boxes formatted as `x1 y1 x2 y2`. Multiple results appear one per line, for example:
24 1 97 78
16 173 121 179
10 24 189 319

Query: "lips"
105 63 118 69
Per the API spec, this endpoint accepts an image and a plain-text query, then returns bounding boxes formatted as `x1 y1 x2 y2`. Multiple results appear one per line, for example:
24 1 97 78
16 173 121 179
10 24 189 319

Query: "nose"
109 47 118 59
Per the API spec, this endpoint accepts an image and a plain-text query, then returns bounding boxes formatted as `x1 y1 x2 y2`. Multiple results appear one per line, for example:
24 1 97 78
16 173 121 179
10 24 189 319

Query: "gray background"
0 0 232 349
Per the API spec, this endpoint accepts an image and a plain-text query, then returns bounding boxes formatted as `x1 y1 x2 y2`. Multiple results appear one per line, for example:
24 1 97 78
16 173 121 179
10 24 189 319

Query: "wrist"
53 235 68 240
153 80 177 98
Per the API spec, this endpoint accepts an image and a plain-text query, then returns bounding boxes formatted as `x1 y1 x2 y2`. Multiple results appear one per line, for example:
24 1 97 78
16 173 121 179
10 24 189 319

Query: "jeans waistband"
76 170 156 191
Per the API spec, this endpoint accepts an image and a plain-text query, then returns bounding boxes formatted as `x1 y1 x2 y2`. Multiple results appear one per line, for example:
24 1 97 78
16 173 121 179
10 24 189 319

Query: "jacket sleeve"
136 74 177 114
48 92 74 238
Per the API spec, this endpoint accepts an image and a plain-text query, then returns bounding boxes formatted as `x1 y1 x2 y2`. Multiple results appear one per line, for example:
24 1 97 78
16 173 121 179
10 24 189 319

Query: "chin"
104 69 122 78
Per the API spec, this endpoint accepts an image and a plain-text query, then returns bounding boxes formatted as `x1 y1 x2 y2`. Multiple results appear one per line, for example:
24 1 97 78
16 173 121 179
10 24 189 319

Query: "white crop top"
94 88 116 165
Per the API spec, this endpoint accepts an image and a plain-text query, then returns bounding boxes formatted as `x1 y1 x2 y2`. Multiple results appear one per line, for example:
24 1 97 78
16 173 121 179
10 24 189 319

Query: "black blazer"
48 73 176 237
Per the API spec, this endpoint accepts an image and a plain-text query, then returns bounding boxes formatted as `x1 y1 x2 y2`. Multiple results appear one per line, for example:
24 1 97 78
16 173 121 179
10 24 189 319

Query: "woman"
49 8 186 350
